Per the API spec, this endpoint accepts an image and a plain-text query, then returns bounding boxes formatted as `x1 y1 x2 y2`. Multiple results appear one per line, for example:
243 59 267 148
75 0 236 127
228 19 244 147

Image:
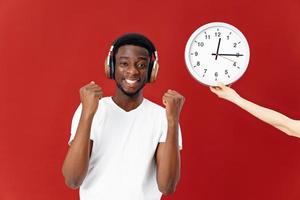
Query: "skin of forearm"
232 95 298 136
156 121 181 194
62 112 94 188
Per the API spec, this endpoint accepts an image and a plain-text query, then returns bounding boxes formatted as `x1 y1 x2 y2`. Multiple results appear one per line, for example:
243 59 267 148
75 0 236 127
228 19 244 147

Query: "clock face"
185 22 250 86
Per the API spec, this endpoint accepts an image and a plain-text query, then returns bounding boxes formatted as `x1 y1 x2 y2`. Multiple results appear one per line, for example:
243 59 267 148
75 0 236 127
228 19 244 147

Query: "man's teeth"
125 79 137 84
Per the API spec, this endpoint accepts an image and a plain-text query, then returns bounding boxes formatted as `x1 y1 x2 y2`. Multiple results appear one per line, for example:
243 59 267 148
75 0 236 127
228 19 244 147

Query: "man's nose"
127 64 139 75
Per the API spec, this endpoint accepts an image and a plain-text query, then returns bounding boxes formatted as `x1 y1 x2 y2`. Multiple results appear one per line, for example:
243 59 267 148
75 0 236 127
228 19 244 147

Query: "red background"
1 0 300 199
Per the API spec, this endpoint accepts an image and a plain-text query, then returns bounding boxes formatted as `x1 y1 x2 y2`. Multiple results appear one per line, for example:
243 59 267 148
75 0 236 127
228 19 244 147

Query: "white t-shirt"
69 97 182 200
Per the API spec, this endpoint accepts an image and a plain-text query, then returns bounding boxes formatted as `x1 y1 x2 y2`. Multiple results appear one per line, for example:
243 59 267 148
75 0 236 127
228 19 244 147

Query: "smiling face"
114 44 150 97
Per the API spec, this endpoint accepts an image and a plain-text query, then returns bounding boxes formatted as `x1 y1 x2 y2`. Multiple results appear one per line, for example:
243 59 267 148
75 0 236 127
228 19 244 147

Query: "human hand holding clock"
210 83 241 104
185 22 250 86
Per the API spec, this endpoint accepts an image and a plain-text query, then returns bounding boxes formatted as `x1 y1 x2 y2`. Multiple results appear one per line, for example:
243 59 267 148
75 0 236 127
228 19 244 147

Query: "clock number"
233 62 240 69
227 32 232 40
233 43 237 48
225 69 230 78
203 68 207 77
205 35 211 40
215 32 221 37
196 61 200 66
214 72 218 80
198 42 204 47
194 51 198 56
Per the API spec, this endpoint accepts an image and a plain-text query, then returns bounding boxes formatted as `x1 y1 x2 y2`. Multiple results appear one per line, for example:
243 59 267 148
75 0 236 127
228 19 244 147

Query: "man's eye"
137 63 146 68
120 62 128 67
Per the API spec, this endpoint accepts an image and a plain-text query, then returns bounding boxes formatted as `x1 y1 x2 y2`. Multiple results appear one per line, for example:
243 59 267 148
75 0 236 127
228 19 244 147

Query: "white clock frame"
184 22 250 86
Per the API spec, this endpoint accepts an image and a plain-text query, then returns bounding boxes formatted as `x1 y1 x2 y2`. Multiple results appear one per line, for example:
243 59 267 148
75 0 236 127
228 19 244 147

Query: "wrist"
230 94 242 105
167 118 179 128
81 109 95 120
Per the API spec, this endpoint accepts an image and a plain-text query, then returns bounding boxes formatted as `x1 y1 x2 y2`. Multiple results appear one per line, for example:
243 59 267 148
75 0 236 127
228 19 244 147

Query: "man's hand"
210 83 240 103
162 90 185 123
79 81 103 115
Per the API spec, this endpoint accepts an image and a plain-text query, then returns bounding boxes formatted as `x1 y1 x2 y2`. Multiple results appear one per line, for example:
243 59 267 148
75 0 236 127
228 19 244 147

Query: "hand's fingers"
162 94 172 103
210 86 216 92
163 93 174 100
162 94 170 101
163 93 185 105
89 83 98 86
210 87 219 94
165 90 185 98
166 89 182 96
87 85 102 93
84 85 97 92
216 82 227 89
93 91 103 98
167 89 177 93
91 87 102 92
165 91 184 101
162 96 168 106
89 84 101 89
94 88 103 94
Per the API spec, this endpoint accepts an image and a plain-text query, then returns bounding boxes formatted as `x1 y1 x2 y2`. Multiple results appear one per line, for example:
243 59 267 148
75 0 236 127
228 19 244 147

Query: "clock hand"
215 38 221 60
211 53 244 57
218 55 236 63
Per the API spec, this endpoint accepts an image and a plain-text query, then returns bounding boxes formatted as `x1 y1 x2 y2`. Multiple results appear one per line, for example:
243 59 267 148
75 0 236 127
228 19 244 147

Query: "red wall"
1 0 300 199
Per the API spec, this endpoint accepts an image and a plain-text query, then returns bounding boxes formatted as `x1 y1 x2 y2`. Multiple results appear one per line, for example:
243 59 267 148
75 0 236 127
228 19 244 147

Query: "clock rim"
184 22 250 87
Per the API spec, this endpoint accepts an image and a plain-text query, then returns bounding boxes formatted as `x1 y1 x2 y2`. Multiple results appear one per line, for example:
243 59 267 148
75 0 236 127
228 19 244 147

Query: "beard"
116 81 146 97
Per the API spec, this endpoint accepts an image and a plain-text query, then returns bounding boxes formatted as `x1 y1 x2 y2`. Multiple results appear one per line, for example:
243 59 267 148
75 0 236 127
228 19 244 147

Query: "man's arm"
156 90 185 195
62 81 102 189
210 83 300 138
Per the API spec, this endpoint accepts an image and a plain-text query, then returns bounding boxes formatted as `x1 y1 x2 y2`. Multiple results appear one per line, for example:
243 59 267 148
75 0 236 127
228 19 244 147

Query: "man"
62 33 185 200
210 83 300 137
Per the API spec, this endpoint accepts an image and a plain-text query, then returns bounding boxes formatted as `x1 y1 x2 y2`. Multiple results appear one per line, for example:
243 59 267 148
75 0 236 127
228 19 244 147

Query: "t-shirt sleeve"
158 112 183 150
68 103 97 145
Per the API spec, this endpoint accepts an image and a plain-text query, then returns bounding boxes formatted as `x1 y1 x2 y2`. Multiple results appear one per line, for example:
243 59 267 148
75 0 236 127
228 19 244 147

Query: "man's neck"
112 90 144 112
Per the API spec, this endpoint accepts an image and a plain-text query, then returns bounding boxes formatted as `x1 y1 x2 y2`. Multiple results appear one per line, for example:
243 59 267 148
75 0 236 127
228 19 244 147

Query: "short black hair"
112 33 156 60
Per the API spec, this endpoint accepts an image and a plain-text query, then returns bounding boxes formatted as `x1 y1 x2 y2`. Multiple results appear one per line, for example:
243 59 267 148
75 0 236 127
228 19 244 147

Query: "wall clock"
185 22 250 86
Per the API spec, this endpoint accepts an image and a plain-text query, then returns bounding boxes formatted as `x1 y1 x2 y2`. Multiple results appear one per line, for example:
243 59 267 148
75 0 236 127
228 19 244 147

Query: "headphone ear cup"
149 60 159 83
148 51 159 83
104 47 115 79
104 57 111 79
109 54 115 79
